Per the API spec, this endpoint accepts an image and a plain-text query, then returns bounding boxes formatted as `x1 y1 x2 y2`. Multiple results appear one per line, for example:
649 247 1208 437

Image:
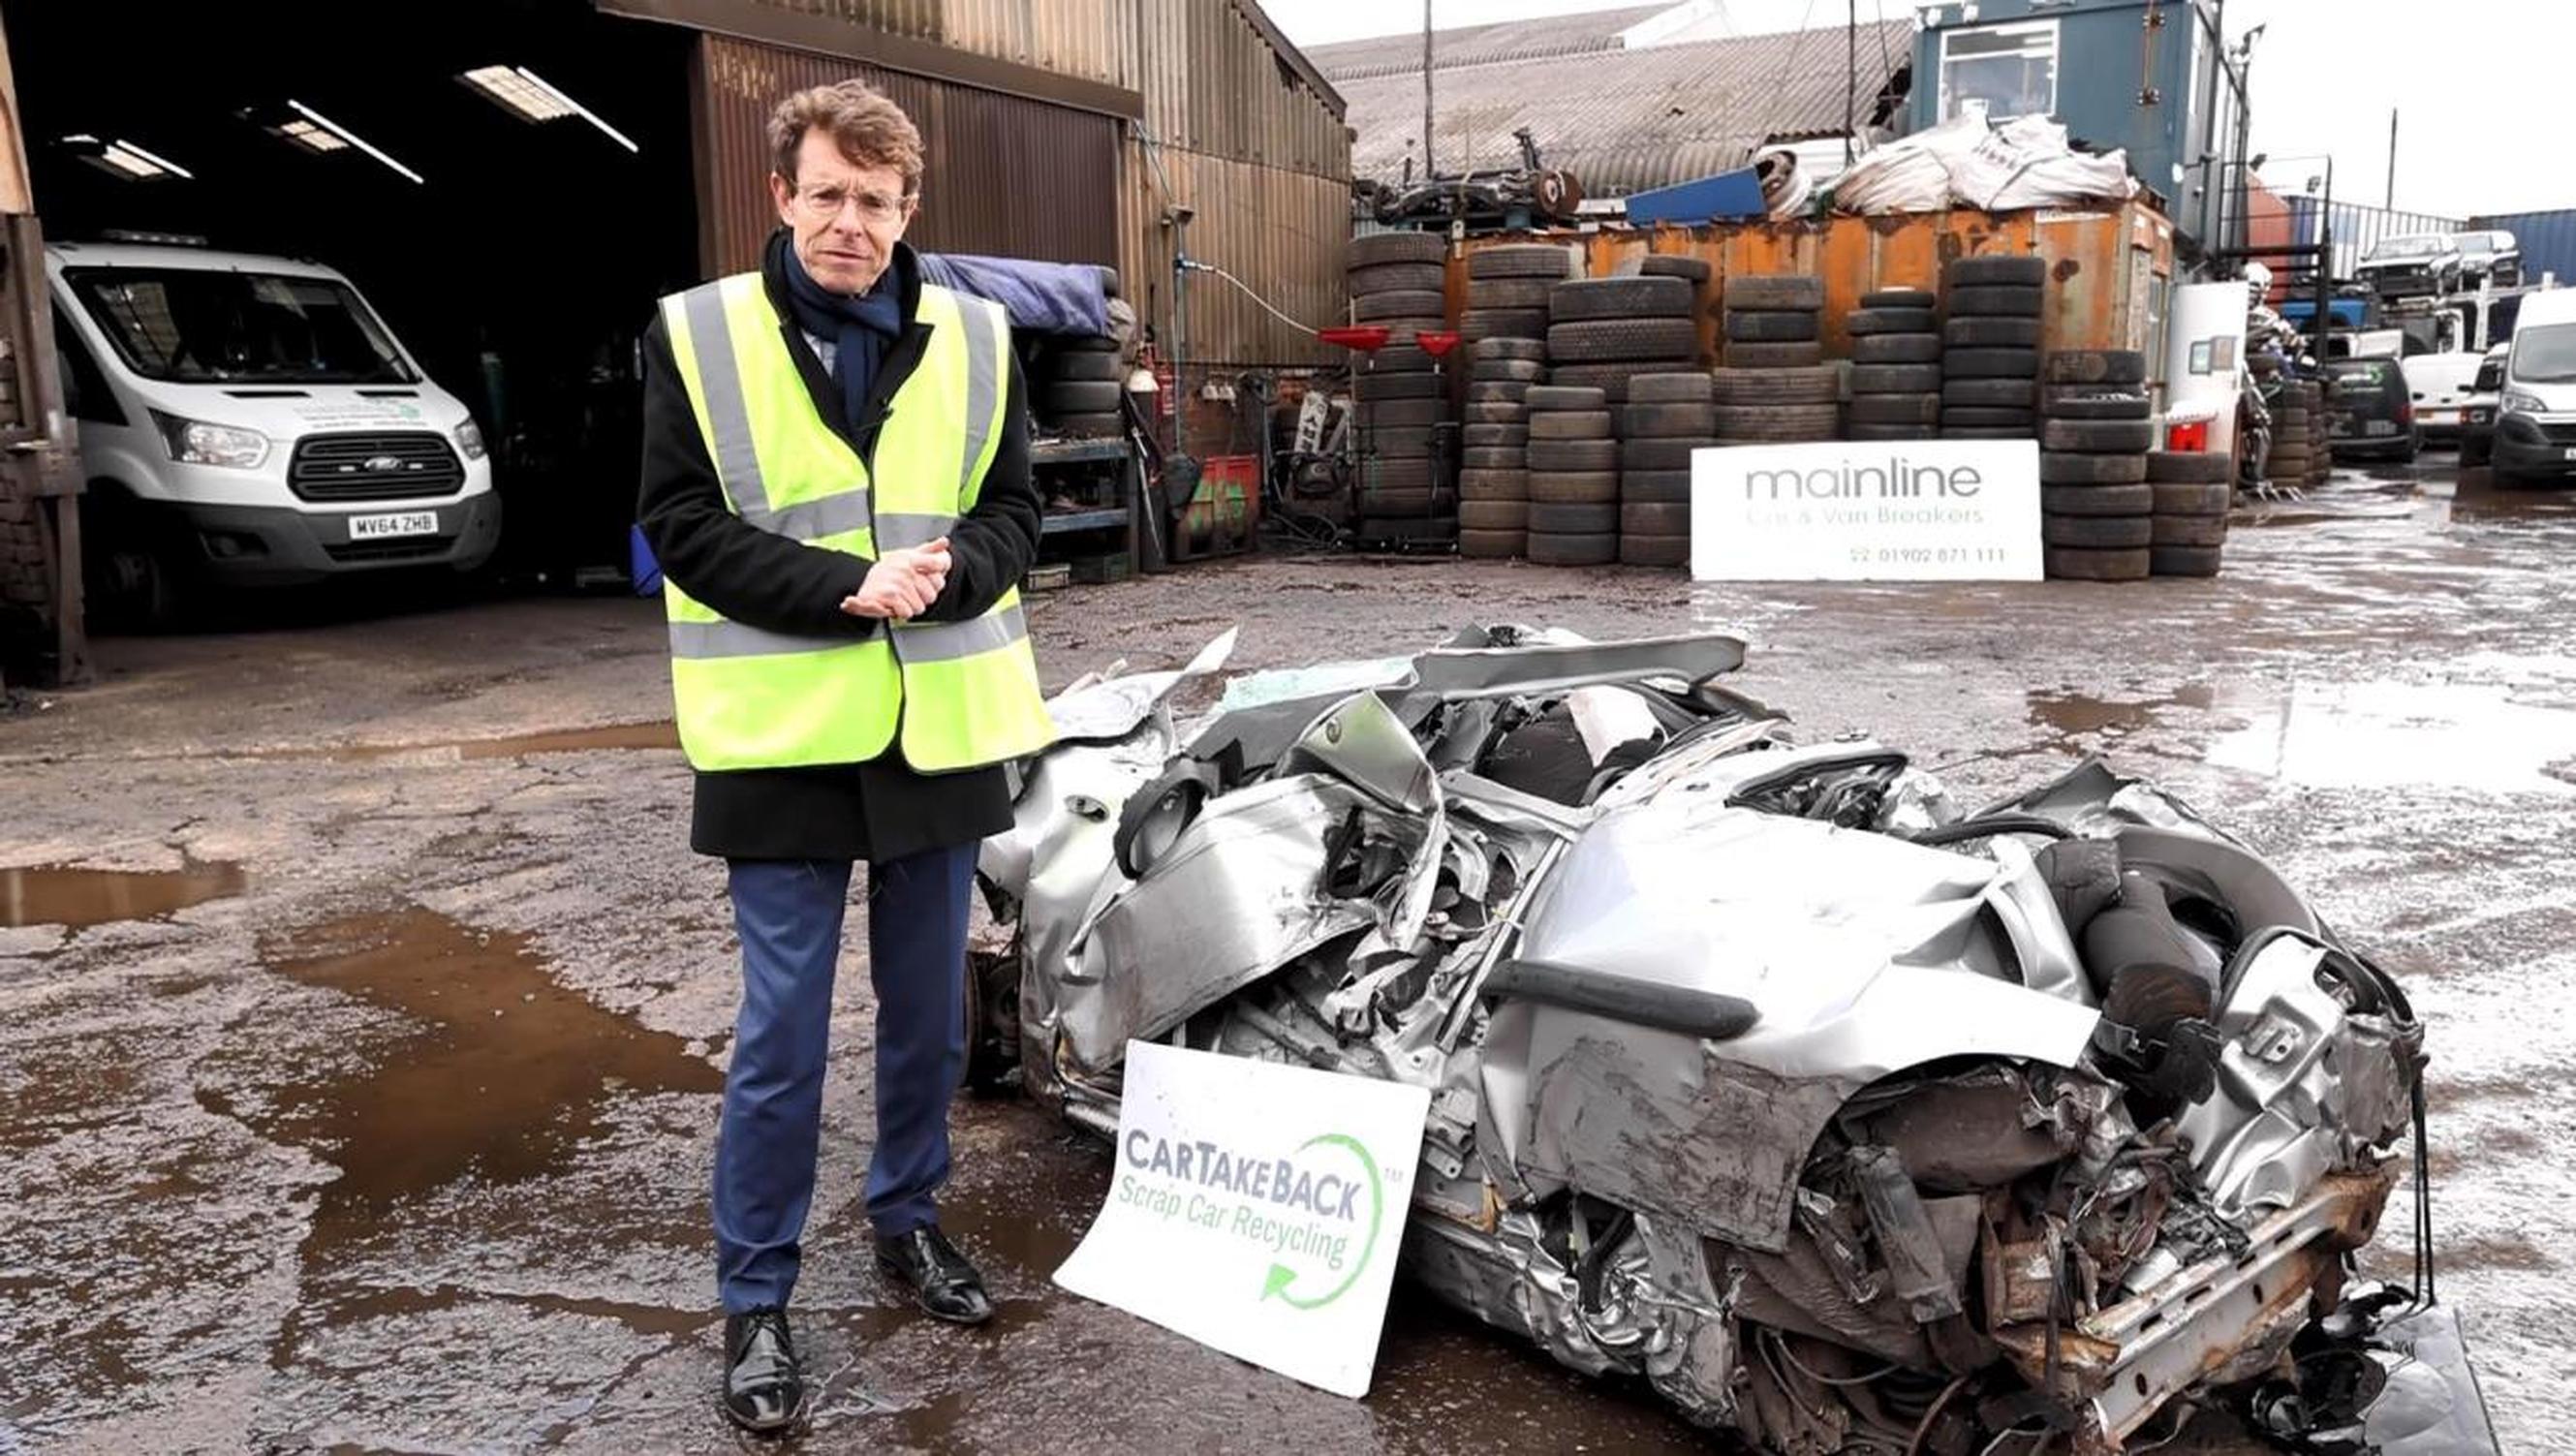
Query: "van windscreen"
65 267 417 385
2514 324 2576 384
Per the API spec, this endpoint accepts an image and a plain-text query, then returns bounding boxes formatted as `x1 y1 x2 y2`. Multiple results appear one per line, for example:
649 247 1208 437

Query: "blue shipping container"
2468 209 2576 291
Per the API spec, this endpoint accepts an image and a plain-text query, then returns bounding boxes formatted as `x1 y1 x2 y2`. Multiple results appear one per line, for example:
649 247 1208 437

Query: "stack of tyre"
2303 381 2331 488
1346 232 1455 542
1031 335 1127 438
1715 275 1837 445
2264 381 2315 493
1523 385 1618 567
1461 243 1572 351
1940 256 2047 440
1459 338 1546 559
2036 350 2157 582
1547 275 1701 409
2147 449 2232 577
1618 373 1714 567
1843 287 1942 442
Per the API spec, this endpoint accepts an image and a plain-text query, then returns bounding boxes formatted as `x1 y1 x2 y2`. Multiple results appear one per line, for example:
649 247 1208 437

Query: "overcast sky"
1261 0 2563 219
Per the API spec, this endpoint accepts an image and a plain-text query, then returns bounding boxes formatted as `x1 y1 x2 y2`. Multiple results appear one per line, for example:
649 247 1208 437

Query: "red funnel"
1319 325 1392 353
1413 330 1461 358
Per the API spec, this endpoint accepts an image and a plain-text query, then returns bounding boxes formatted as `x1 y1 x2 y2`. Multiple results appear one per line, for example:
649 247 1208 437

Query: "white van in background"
2493 288 2576 486
47 240 499 624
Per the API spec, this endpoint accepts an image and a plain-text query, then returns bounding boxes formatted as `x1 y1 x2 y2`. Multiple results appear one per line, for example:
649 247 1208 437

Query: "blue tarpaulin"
917 253 1110 337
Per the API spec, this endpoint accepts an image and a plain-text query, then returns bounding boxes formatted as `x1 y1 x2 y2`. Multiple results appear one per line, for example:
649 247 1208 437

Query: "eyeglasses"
794 184 915 226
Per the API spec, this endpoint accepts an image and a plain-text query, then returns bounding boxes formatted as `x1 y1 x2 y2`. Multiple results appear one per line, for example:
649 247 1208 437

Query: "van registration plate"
349 511 439 541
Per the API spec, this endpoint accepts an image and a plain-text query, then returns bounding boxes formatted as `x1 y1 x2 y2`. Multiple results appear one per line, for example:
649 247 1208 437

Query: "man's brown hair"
769 80 924 193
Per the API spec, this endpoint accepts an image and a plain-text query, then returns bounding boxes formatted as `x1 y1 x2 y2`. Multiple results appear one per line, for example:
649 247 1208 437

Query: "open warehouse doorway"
2 0 704 606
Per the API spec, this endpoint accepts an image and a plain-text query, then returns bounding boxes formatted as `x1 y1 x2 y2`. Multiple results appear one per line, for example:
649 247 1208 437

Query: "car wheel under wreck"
974 628 2479 1454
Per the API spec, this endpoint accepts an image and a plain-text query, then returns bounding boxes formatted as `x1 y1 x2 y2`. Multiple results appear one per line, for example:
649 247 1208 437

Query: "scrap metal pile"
976 629 2477 1453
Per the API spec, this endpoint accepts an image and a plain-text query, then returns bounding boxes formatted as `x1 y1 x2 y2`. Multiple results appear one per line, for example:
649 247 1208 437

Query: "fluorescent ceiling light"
274 117 349 153
460 65 573 121
287 100 425 184
109 139 193 179
63 133 193 181
513 67 639 153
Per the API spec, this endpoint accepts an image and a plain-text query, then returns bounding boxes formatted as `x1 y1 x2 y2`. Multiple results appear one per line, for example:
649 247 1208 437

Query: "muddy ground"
4 458 2568 1454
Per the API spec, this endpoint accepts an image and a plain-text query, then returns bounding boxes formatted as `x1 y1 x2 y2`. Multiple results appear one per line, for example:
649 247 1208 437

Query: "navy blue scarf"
777 234 905 432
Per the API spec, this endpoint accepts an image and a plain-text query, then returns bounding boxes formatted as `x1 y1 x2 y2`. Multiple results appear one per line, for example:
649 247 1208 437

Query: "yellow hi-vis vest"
658 273 1055 773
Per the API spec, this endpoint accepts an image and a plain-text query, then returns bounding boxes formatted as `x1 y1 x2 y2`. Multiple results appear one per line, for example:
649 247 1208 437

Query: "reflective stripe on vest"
657 272 1055 773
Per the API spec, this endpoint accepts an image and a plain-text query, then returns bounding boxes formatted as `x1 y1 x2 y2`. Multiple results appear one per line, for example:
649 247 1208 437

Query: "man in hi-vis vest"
636 79 1052 1434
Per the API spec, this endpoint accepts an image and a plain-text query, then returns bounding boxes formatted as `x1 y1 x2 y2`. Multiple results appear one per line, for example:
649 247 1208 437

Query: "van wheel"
82 496 187 631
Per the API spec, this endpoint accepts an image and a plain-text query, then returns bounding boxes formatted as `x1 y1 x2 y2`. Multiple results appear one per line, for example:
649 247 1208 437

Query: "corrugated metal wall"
2470 210 2576 289
1123 139 1344 367
739 0 1138 88
694 32 1120 275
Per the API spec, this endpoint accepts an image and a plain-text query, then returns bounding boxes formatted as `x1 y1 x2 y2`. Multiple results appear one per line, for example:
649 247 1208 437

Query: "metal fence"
2282 198 2466 282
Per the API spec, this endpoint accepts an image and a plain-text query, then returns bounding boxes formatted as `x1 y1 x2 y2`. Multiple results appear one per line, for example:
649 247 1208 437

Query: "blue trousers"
713 844 977 1314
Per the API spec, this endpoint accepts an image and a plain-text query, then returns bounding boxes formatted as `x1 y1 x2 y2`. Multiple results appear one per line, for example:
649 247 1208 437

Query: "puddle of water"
0 860 247 929
2208 680 2576 793
258 908 723 1215
2027 684 2214 737
277 722 682 762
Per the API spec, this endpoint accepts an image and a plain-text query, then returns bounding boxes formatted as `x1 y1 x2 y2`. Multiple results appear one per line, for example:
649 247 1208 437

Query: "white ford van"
2494 288 2576 486
47 240 499 621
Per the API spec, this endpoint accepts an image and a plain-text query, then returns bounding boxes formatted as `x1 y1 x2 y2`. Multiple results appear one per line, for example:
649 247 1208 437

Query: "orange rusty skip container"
1454 201 2179 368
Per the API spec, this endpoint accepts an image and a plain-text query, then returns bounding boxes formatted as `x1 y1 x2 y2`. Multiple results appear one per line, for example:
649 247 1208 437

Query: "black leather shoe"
721 1307 807 1435
875 1224 995 1325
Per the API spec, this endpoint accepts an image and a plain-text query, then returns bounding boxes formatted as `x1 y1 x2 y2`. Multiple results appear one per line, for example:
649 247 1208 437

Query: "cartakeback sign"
1052 1039 1431 1398
1691 438 2043 581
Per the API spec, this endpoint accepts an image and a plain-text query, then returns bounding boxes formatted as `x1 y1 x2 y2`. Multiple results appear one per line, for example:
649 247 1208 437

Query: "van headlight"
149 411 269 470
453 418 487 460
2502 388 2547 415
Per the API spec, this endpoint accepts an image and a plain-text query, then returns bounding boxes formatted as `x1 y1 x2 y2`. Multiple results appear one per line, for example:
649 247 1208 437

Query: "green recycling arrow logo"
1259 1131 1382 1310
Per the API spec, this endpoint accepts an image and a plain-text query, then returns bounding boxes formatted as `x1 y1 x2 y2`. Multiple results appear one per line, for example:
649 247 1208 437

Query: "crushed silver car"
974 628 2489 1452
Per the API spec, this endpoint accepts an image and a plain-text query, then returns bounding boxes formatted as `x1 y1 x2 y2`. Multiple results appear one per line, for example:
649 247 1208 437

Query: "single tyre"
1050 350 1126 382
2039 451 2148 484
1469 243 1577 280
1363 456 1437 490
1724 309 1820 343
1618 534 1691 568
1529 410 1613 440
2044 545 2154 581
2146 450 2232 484
1462 446 1524 471
1528 502 1618 535
1942 426 2032 441
1620 470 1692 504
1629 372 1716 403
1458 528 1526 558
2041 418 2157 453
1471 357 1547 384
1711 365 1840 405
1526 531 1617 566
1723 275 1825 311
2150 481 2230 514
1547 317 1699 362
2040 388 2152 420
1355 371 1443 402
1061 328 1121 351
1349 232 1445 267
1460 308 1551 342
1465 402 1528 424
1528 471 1620 504
1724 341 1827 368
1350 261 1446 296
1527 439 1620 472
1459 499 1530 531
1847 392 1943 426
1051 411 1124 438
1365 397 1447 428
1943 347 2040 379
2150 544 2224 577
1525 385 1609 413
1943 377 2036 408
2152 513 2228 547
1946 255 2048 288
1352 289 1449 323
1852 333 1942 364
1473 336 1548 362
1941 406 2036 429
1714 403 1841 438
2043 513 2153 548
1372 426 1434 458
1943 315 2042 348
1621 437 1718 471
1375 345 1436 374
1466 278 1556 311
2042 482 2156 516
1043 379 1123 413
1462 422 1529 447
1862 288 1939 310
2044 350 2147 386
1546 363 1661 404
1370 317 1447 341
1552 276 1695 322
1466 381 1531 404
1618 502 1691 536
1638 255 1713 282
1847 307 1938 335
1946 285 2044 318
1847 422 1938 442
1851 362 1945 393
1460 469 1529 500
1622 401 1719 437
